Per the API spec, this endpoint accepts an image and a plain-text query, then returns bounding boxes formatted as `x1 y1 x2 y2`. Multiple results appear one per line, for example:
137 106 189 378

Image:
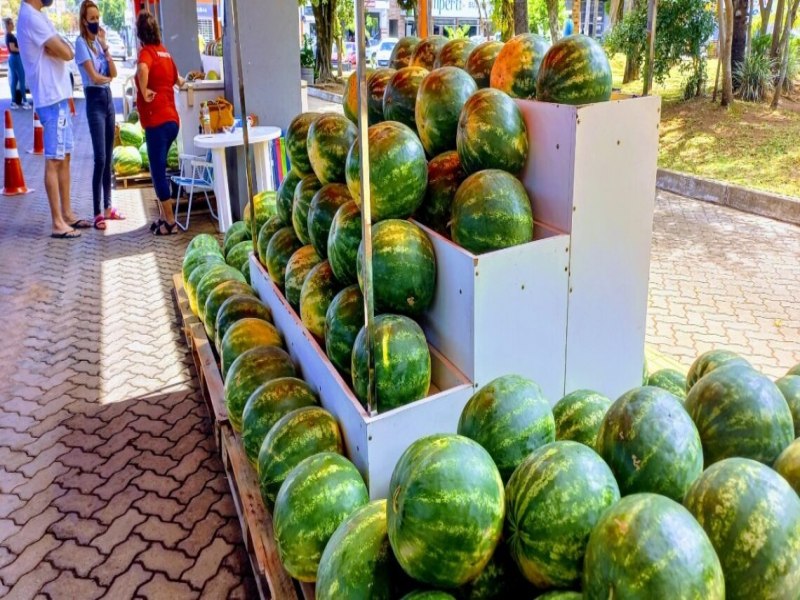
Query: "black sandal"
153 220 179 236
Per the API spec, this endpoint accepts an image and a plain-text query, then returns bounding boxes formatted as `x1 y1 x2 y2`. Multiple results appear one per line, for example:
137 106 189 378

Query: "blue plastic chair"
170 150 219 231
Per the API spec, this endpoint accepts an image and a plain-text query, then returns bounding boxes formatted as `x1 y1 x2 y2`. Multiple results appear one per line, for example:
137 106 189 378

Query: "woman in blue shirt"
75 0 124 229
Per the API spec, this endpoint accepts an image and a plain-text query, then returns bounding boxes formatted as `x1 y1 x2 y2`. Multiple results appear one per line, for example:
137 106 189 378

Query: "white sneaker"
10 103 20 110
21 102 32 110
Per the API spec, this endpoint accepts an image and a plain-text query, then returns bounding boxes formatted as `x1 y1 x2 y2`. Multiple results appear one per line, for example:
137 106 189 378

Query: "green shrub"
735 51 776 101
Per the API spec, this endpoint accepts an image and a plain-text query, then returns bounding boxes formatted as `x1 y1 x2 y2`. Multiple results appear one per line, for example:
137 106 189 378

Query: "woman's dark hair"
136 11 161 46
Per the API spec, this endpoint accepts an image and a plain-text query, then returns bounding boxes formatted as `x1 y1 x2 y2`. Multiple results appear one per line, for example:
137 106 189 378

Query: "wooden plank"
189 322 228 424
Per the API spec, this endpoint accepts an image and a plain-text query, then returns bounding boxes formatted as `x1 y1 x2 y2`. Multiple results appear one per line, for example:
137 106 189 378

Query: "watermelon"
223 221 251 257
138 142 148 169
465 40 504 89
256 216 283 265
342 70 370 125
214 295 272 353
226 240 253 274
242 378 319 469
684 364 794 466
307 113 357 184
684 457 800 600
489 33 548 99
324 285 364 378
346 121 428 222
286 112 319 176
127 109 139 124
273 452 369 582
413 150 466 235
186 257 225 315
119 122 144 147
685 348 750 391
185 233 222 257
182 247 223 289
434 39 476 69
266 227 303 289
583 493 724 599
167 141 179 170
451 169 533 254
299 261 341 341
410 35 447 70
536 35 612 105
506 441 620 588
316 499 407 600
357 219 435 317
775 375 800 435
536 593 581 600
367 68 396 125
456 89 528 175
308 183 352 258
244 190 278 236
258 406 342 507
352 314 430 413
390 36 420 69
382 66 429 133
284 245 323 309
387 434 505 588
202 280 254 341
327 200 362 284
458 542 533 599
277 170 303 226
292 174 323 245
402 593 455 600
416 67 478 158
220 317 283 378
195 264 246 323
596 386 703 501
458 375 555 482
647 368 688 401
788 363 800 376
774 437 800 494
224 345 296 432
552 389 611 449
112 146 142 176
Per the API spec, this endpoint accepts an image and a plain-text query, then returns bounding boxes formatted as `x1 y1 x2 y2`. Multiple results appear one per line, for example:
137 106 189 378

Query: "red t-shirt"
136 44 180 129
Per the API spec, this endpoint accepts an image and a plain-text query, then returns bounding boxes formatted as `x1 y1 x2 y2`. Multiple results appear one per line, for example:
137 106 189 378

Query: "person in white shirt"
17 0 90 239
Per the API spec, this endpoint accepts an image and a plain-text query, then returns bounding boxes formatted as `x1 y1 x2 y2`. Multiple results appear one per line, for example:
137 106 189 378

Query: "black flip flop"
70 219 92 229
51 230 81 239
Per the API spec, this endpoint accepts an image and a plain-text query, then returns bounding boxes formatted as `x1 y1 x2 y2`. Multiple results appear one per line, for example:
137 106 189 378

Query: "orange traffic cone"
30 112 44 155
3 110 31 196
68 97 76 117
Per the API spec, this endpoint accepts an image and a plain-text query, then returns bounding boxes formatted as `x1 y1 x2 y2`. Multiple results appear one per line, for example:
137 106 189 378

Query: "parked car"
332 41 356 68
374 37 398 67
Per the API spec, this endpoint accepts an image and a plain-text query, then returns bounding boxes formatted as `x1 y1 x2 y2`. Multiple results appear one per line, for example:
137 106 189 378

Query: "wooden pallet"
114 171 152 189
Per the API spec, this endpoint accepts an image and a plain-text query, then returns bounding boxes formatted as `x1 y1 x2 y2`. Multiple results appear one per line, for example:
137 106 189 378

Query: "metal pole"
643 0 658 96
419 0 430 37
355 0 377 416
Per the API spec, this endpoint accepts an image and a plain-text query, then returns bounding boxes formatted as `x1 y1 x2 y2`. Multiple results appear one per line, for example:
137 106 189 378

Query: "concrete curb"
308 86 344 104
657 168 800 226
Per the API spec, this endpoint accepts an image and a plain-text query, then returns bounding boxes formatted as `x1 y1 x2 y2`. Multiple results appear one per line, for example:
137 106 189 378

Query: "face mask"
87 22 99 35
41 0 54 6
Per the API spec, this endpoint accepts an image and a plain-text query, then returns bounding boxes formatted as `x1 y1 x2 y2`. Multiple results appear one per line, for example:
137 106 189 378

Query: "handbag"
205 97 234 132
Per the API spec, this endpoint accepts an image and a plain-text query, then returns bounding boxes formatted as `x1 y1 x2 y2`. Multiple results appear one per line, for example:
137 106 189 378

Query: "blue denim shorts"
37 99 74 160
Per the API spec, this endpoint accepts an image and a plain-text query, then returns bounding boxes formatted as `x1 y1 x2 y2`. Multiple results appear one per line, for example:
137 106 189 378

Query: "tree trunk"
547 0 561 40
759 0 774 35
572 0 581 33
610 0 624 25
770 0 786 58
514 0 529 34
731 0 748 75
502 0 515 40
335 34 343 78
745 0 754 57
720 0 735 106
623 53 640 83
772 0 800 106
313 0 337 83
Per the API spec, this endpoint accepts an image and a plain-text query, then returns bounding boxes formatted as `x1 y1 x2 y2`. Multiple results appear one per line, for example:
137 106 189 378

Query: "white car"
374 38 398 67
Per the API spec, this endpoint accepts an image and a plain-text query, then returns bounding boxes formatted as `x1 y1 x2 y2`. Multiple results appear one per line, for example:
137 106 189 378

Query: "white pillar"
159 0 203 73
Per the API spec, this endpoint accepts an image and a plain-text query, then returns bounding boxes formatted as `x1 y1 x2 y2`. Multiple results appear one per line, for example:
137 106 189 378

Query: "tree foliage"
492 0 515 40
98 0 125 33
528 0 564 38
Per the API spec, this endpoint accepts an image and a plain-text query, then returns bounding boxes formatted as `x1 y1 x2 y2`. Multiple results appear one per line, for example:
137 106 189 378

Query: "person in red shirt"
135 11 184 235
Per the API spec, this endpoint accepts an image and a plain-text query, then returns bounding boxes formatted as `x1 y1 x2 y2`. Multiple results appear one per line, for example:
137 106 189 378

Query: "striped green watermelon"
300 261 341 341
202 280 254 341
774 437 800 494
186 257 226 315
342 70 371 125
308 183 352 258
788 363 800 377
284 245 322 309
273 452 369 582
552 389 611 449
584 493 724 599
186 233 222 257
195 265 247 323
223 221 251 257
402 593 455 600
244 190 277 236
119 122 144 147
416 67 478 158
241 377 319 468
536 593 582 600
256 216 283 266
413 150 466 235
182 248 224 290
451 169 533 254
215 295 272 351
266 227 303 289
258 405 341 508
286 113 319 176
383 66 429 132
647 368 688 401
685 348 750 391
684 457 800 600
224 345 296 432
434 39 476 69
292 174 323 245
324 285 364 379
458 542 534 599
465 40 504 89
506 441 620 588
458 375 555 482
390 36 420 69
112 146 142 175
357 219 435 317
307 113 357 184
220 317 283 378
684 364 794 466
226 240 253 273
367 68 396 125
596 386 703 501
316 499 407 600
387 434 505 588
536 35 612 105
277 170 303 226
139 144 149 170
457 89 529 175
352 314 430 412
411 35 447 70
775 375 800 435
346 121 428 222
490 33 548 99
327 200 362 284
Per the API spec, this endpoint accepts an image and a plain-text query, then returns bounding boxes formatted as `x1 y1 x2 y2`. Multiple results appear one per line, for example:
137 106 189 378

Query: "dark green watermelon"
202 279 254 341
244 190 277 237
367 68 396 125
775 374 800 436
283 245 322 309
219 317 283 378
684 364 794 466
413 150 466 236
382 66 429 133
458 375 555 482
536 593 582 600
277 170 303 226
186 256 226 315
182 250 224 295
583 493 724 599
342 70 369 125
357 219 435 317
307 183 352 258
390 36 420 69
292 174 323 246
647 368 688 401
256 215 284 266
684 457 800 600
186 233 221 257
774 437 800 494
788 363 800 377
223 221 251 257
215 295 272 354
536 35 613 105
410 35 447 70
465 40 504 89
458 542 533 599
434 39 476 69
402 593 455 600
324 285 364 379
225 240 253 275
416 67 478 158
327 200 362 285
195 264 247 323
299 261 341 341
552 389 611 449
490 33 548 99
685 349 750 391
265 227 303 289
307 113 357 184
286 113 319 176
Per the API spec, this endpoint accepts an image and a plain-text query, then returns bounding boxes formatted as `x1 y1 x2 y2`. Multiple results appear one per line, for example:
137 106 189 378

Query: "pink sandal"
106 207 126 220
93 215 107 230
